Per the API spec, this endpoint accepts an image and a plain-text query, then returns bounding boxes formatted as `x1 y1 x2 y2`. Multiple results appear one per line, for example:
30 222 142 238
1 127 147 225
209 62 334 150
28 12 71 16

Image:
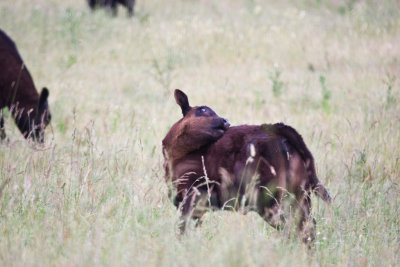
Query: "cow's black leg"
88 0 96 10
0 110 6 140
127 0 135 16
110 0 118 16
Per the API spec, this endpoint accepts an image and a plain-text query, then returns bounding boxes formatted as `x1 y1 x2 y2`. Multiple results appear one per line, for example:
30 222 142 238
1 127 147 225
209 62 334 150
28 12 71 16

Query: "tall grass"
1 0 399 265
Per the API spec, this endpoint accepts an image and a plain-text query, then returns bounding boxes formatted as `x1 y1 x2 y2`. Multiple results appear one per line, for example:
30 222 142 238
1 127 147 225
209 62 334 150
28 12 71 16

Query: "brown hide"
0 29 51 142
162 89 331 244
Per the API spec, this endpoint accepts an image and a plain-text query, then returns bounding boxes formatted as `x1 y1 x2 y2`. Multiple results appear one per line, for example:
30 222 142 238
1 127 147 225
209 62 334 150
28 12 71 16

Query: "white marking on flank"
270 166 276 176
250 144 256 157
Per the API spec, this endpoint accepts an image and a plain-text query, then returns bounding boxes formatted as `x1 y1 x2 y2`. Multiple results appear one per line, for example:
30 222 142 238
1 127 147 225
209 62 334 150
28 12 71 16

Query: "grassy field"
1 0 399 265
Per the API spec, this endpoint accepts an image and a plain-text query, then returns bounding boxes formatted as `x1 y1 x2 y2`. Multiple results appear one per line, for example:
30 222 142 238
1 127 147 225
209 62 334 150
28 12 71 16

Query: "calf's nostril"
223 118 230 129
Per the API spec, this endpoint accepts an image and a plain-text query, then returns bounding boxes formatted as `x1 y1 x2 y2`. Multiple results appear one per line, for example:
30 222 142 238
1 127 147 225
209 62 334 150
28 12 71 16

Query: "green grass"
1 0 399 265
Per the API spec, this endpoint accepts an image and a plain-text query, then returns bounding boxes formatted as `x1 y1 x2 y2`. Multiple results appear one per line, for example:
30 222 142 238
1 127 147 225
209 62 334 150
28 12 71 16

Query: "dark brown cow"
88 0 136 17
0 29 51 142
162 89 331 243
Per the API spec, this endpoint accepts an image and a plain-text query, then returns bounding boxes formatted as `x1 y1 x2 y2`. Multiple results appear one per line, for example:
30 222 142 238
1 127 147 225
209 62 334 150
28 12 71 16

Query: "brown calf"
0 29 51 142
162 89 331 243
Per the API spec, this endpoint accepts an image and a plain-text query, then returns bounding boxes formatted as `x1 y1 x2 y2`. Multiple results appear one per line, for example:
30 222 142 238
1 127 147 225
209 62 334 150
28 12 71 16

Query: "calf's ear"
38 87 49 110
174 89 191 116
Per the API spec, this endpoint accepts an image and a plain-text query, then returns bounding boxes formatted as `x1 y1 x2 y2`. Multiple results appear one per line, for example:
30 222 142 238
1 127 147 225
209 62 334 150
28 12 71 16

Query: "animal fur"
0 29 51 142
162 89 331 243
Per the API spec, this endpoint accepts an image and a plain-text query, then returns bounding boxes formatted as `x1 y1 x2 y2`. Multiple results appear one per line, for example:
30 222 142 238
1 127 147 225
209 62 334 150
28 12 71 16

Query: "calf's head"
163 89 230 159
15 88 51 142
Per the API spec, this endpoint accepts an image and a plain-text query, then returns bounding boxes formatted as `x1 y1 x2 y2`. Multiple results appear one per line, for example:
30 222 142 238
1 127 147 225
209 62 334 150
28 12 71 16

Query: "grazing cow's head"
162 90 230 159
16 88 51 143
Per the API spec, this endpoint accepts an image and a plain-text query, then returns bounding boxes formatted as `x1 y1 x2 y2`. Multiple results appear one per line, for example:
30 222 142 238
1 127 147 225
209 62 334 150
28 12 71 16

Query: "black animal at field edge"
88 0 136 17
0 29 51 142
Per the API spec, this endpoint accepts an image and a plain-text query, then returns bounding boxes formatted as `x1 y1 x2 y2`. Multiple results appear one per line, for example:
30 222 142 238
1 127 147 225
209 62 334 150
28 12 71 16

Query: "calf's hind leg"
257 186 287 231
297 193 316 244
290 151 317 244
258 194 315 245
257 151 316 244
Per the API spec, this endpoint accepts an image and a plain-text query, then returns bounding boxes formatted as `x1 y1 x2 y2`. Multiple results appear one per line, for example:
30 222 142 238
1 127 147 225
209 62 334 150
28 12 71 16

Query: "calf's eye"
201 108 206 112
